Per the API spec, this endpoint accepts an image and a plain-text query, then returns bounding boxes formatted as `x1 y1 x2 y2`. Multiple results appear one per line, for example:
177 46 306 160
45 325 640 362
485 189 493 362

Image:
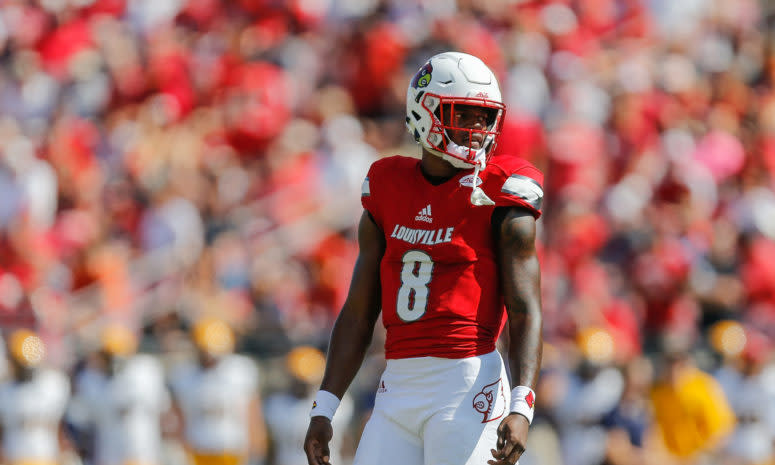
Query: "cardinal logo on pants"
473 378 506 423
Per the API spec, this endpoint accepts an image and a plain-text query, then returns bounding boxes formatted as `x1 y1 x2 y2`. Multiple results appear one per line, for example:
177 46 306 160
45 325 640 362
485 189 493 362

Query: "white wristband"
510 386 536 425
310 390 340 420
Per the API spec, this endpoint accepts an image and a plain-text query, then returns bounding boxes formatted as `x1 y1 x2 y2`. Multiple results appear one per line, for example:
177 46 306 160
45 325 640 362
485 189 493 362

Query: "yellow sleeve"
650 384 699 458
693 373 736 446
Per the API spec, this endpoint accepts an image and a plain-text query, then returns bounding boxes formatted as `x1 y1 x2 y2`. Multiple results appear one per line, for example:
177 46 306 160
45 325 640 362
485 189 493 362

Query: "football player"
304 52 544 465
69 323 172 465
0 329 71 465
169 317 266 465
264 346 353 465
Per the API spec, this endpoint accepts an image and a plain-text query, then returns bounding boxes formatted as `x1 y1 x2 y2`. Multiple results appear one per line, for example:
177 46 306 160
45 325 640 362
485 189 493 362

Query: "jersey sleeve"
46 370 71 416
360 160 384 230
491 160 544 218
236 355 259 392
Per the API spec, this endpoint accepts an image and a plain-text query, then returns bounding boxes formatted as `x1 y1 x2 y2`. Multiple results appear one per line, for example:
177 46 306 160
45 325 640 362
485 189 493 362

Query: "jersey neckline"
414 158 470 186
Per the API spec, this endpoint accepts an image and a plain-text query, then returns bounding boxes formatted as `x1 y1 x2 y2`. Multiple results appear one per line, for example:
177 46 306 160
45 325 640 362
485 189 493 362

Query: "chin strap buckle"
470 160 494 206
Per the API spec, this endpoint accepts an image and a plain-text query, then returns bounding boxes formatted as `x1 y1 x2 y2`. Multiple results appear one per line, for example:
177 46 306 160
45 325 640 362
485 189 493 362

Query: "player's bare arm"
490 206 542 465
304 210 385 465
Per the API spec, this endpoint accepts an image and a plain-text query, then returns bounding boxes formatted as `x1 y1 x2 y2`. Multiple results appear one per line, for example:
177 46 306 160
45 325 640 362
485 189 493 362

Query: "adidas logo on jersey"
415 204 433 223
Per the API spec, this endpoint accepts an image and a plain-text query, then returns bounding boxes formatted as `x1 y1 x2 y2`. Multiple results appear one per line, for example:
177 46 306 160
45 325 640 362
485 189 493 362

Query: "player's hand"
304 416 334 465
488 413 529 465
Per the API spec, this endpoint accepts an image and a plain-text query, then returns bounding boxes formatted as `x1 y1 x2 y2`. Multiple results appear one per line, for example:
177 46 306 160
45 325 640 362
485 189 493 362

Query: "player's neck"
420 150 464 183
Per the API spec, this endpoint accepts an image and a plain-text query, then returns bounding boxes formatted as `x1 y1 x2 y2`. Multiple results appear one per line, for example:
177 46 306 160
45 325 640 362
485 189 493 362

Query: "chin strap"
440 133 495 206
470 155 494 206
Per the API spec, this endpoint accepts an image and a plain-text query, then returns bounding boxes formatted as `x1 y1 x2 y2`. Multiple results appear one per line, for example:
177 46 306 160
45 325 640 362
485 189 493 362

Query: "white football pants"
353 350 512 465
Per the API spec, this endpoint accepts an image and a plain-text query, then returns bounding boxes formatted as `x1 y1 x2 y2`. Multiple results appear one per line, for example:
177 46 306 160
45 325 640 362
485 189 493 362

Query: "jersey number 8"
396 250 434 322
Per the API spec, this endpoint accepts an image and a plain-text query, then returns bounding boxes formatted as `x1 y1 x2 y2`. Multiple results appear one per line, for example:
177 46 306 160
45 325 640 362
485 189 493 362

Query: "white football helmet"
406 52 505 168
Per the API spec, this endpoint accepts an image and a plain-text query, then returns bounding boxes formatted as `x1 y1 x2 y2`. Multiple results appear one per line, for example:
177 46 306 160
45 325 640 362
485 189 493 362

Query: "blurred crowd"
0 0 775 464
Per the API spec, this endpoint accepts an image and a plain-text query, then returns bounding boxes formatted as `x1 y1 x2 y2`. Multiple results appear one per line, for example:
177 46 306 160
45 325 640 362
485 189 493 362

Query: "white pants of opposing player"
354 350 512 465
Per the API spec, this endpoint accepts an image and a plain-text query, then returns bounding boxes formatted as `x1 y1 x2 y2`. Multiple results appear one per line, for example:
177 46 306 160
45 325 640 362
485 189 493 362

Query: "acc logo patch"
459 174 483 188
411 62 433 88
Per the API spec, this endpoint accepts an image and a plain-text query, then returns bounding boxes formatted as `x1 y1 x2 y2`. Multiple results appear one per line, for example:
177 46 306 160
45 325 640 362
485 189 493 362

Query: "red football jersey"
361 155 543 359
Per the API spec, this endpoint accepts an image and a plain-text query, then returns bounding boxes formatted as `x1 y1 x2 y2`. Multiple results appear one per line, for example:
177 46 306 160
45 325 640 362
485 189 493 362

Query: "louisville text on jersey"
390 224 454 245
